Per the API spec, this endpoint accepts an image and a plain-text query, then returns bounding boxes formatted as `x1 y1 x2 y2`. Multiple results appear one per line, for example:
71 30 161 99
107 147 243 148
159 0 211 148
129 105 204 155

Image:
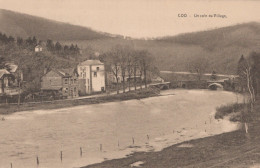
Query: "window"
64 78 68 84
94 72 97 77
74 87 77 96
96 67 99 71
70 88 73 96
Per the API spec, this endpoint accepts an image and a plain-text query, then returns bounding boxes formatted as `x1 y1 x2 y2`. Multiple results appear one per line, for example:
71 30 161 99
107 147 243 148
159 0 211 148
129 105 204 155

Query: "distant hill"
1 9 259 74
59 22 260 74
157 22 260 51
0 9 114 41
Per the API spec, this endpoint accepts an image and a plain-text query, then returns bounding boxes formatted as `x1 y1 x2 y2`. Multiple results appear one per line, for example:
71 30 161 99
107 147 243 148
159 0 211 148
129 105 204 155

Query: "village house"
0 69 11 95
41 68 79 98
35 44 43 52
0 69 21 96
77 60 105 95
0 62 24 97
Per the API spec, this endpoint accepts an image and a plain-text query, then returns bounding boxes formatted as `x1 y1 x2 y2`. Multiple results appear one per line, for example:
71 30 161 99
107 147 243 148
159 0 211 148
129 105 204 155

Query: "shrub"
215 103 246 119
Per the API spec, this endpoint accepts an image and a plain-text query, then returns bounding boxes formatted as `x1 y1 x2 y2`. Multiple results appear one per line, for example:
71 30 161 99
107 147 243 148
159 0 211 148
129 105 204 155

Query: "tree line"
0 32 80 59
45 39 80 58
100 45 159 94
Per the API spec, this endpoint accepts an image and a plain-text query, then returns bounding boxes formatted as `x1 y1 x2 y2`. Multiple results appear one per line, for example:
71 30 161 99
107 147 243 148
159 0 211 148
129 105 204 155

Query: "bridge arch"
208 83 223 90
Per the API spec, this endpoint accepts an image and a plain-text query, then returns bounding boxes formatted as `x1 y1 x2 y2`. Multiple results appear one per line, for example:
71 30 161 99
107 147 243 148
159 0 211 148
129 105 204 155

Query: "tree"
17 37 24 46
8 36 15 43
70 44 75 54
105 49 121 94
118 46 127 93
132 51 140 90
248 52 260 97
26 37 33 46
188 56 209 88
46 39 54 52
0 33 8 44
211 70 217 80
139 50 153 89
237 53 259 133
55 42 62 53
32 36 37 46
74 45 80 55
237 55 256 104
126 48 134 92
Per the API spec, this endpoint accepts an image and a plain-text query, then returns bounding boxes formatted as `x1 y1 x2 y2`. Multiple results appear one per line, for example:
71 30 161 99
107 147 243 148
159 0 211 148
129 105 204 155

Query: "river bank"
83 100 260 168
0 88 159 115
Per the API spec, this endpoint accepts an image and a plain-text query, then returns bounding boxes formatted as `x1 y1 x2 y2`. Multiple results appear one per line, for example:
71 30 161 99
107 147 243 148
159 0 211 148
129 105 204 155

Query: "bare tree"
132 51 139 91
126 49 134 92
188 56 209 88
237 54 258 133
238 55 256 108
105 50 120 94
118 47 127 93
139 50 151 89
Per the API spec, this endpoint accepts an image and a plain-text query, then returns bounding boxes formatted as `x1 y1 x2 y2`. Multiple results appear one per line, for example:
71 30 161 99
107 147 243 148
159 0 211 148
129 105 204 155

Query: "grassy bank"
215 103 247 122
0 88 160 115
82 100 260 168
83 127 260 168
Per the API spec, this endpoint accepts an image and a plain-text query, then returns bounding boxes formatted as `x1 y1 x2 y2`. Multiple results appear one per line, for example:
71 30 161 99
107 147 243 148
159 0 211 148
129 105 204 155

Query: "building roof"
35 44 44 48
35 45 42 48
0 69 10 79
78 60 104 66
55 68 77 77
5 63 18 73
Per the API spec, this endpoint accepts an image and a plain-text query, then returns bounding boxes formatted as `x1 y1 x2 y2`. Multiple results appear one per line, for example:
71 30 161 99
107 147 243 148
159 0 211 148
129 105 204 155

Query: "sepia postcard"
0 0 260 167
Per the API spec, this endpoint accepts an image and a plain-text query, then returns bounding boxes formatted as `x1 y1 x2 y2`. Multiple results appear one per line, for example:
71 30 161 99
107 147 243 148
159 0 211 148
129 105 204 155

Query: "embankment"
0 88 159 115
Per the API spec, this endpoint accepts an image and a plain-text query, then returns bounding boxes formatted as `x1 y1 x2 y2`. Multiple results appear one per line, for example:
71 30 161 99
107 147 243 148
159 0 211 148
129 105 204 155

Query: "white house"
77 60 105 95
35 45 43 52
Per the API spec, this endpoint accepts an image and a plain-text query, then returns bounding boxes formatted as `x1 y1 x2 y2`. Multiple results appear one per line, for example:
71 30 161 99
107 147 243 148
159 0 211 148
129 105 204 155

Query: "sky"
1 0 260 38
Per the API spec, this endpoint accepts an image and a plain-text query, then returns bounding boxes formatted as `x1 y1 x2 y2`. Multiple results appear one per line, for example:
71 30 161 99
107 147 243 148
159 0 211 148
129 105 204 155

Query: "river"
0 89 242 168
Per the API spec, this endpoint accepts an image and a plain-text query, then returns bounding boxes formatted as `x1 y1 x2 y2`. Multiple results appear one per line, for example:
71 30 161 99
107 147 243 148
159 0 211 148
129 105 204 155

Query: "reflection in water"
0 89 242 168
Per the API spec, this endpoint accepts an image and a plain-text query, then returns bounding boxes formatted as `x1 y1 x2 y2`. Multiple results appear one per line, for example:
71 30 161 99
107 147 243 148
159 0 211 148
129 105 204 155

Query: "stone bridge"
208 82 224 90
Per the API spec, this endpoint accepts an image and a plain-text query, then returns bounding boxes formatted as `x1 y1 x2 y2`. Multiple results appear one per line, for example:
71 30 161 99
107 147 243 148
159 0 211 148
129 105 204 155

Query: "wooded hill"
1 9 260 74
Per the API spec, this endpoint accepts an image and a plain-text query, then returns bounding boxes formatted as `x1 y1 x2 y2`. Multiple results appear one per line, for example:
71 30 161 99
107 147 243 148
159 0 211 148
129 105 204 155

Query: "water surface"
0 89 242 168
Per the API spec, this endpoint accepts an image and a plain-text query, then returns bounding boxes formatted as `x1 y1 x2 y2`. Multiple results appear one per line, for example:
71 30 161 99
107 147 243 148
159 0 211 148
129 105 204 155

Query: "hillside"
60 22 260 74
0 9 260 74
0 9 114 41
